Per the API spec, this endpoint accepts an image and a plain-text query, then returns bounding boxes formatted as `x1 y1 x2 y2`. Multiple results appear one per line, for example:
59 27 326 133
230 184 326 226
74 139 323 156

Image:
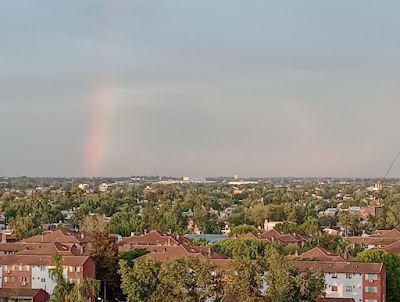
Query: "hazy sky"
1 1 400 177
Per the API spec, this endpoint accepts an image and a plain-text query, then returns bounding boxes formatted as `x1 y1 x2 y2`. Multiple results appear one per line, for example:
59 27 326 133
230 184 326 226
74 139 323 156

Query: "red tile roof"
0 254 91 266
16 242 83 256
300 247 346 262
135 244 228 262
119 230 192 246
0 288 49 299
21 229 91 244
295 261 384 274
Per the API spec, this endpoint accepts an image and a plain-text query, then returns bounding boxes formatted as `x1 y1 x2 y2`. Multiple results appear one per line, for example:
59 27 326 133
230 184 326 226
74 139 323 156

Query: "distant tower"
234 175 238 180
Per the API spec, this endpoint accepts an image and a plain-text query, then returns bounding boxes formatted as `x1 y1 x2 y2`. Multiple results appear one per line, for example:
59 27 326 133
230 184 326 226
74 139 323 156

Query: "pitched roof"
0 288 49 299
300 247 346 262
294 261 384 274
119 230 192 246
0 254 91 266
16 242 82 256
381 240 400 254
347 236 398 246
371 229 400 239
21 229 91 244
0 243 43 252
135 244 228 262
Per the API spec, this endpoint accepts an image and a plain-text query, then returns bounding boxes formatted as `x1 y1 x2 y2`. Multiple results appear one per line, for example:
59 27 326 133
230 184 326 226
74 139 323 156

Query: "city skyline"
2 1 400 177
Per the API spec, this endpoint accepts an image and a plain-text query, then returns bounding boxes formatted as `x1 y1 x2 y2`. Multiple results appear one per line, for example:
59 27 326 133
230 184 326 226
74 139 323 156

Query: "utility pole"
104 282 107 301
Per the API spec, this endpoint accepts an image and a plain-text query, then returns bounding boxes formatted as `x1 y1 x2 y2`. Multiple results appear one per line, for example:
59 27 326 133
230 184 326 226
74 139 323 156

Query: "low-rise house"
295 261 386 302
0 288 50 302
240 229 308 247
348 228 400 249
20 229 91 251
119 230 192 251
299 247 347 262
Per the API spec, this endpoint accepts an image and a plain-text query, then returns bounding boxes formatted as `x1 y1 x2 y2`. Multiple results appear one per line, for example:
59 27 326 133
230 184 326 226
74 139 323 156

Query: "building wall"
83 258 96 279
324 272 363 302
2 264 32 289
362 269 386 302
33 289 50 302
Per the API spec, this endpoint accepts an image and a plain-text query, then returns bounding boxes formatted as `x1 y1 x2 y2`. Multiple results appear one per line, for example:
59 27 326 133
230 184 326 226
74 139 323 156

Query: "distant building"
98 183 109 192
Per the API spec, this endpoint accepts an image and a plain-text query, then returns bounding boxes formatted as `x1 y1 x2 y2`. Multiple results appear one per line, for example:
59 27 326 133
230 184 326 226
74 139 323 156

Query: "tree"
356 249 400 302
120 248 149 268
274 222 298 234
154 257 224 302
230 225 260 237
50 253 100 302
226 257 266 302
119 257 224 302
212 239 285 259
248 204 269 229
10 215 39 240
89 231 121 300
339 212 360 236
265 251 325 302
119 258 161 302
79 215 108 234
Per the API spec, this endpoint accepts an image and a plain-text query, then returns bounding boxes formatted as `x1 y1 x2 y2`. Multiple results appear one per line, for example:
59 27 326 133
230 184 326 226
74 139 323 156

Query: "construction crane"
383 151 400 180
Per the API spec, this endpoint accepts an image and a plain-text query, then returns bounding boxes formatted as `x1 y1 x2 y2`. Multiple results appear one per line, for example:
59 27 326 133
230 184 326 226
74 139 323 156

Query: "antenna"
384 151 400 180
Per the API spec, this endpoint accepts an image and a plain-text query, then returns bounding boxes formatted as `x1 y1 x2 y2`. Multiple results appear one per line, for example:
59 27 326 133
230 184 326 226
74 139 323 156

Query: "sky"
1 1 400 178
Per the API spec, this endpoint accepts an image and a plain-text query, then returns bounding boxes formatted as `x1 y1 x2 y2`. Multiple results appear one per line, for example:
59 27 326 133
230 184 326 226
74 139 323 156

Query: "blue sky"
1 1 400 177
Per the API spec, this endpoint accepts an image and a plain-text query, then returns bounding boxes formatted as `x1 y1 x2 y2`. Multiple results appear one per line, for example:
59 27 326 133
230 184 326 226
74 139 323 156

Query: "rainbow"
83 83 114 177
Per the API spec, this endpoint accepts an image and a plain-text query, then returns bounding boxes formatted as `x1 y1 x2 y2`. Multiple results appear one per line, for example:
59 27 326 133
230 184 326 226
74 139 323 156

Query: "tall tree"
356 249 400 302
50 253 100 302
89 231 121 300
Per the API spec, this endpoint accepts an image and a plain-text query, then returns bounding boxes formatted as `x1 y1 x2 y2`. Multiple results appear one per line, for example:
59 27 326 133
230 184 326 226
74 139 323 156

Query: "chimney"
80 233 84 239
131 232 135 237
168 237 171 246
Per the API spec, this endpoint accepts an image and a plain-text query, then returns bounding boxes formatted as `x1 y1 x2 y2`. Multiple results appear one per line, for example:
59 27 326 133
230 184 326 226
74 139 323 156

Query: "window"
22 277 27 283
69 266 74 272
18 265 22 271
365 300 378 302
331 273 338 279
4 277 9 283
76 266 81 273
346 286 352 292
41 278 46 282
24 265 30 271
40 266 45 271
365 286 378 293
10 277 15 283
11 265 16 271
366 274 378 280
332 286 338 291
346 273 352 279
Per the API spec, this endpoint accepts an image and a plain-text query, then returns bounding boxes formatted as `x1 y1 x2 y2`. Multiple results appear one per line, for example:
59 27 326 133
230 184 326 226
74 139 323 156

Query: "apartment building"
0 253 95 295
295 261 386 302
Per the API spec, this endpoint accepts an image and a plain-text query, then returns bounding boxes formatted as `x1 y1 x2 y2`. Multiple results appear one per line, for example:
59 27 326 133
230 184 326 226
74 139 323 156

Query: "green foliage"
88 231 121 299
10 215 40 240
50 253 100 302
120 248 149 268
226 257 266 302
230 224 259 237
119 257 224 302
212 239 286 259
265 251 325 302
189 238 210 246
356 249 400 302
274 221 298 233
